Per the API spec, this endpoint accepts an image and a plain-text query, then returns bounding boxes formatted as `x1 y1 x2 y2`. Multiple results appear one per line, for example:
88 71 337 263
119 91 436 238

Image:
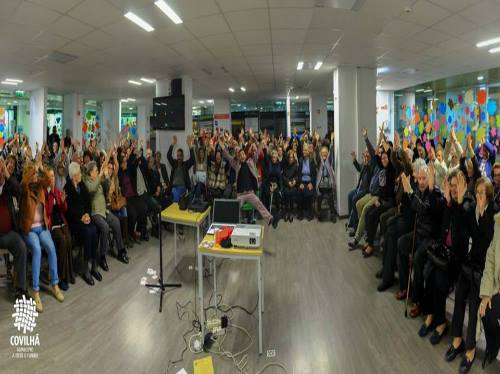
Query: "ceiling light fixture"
476 36 500 48
377 66 389 75
6 78 23 83
488 46 500 53
199 100 205 104
129 107 134 110
314 61 323 70
1 81 18 86
477 76 484 81
140 77 155 83
240 86 246 92
154 0 183 24
228 87 235 92
207 99 214 103
415 88 424 93
423 89 432 93
297 61 304 70
295 96 299 99
127 98 136 102
124 12 155 32
128 80 142 85
376 85 381 90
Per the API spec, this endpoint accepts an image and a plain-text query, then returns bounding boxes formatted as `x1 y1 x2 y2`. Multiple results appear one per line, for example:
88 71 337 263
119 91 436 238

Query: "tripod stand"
146 211 182 312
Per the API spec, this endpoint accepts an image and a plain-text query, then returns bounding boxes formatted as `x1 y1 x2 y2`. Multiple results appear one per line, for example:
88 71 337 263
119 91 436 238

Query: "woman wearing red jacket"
45 167 74 291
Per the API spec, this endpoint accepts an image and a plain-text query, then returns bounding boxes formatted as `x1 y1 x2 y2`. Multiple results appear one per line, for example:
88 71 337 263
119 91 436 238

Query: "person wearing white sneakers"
19 154 64 313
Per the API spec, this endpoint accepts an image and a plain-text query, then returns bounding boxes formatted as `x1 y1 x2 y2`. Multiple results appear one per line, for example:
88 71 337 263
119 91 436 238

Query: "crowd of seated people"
0 126 341 312
346 126 500 372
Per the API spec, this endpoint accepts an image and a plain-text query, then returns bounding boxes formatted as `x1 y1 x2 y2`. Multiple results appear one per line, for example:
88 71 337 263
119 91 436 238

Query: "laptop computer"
207 199 240 234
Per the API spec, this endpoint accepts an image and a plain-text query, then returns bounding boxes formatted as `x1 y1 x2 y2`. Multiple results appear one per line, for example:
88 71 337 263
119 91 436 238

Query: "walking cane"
404 213 418 318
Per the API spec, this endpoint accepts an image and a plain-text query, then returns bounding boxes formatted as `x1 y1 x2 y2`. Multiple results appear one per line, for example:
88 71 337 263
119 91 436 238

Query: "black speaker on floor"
171 78 182 96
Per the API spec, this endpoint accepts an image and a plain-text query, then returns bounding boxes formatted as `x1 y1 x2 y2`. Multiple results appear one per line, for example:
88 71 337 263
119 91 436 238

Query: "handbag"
461 263 483 285
178 191 192 211
111 192 126 211
426 241 454 272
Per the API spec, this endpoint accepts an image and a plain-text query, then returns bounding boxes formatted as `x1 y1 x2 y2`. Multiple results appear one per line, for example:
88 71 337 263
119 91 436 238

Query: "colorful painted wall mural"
0 107 5 147
397 88 499 151
82 110 101 145
120 114 138 141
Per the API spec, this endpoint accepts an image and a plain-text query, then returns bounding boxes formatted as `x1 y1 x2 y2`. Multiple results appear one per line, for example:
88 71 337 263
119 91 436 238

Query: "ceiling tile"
12 1 61 26
382 19 425 37
184 14 230 37
432 14 478 36
234 30 271 45
166 0 220 20
459 0 500 26
0 0 22 21
399 0 451 27
200 33 239 50
427 0 482 12
77 30 117 51
32 31 70 50
68 0 123 28
216 0 268 12
29 0 82 13
304 28 342 45
225 9 269 31
48 15 95 40
241 44 273 56
272 29 307 44
269 0 316 7
154 24 195 45
270 8 313 29
411 28 451 45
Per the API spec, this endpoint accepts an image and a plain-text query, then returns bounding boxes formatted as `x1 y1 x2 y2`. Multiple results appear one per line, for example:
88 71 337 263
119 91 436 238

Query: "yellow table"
161 203 211 267
197 228 264 354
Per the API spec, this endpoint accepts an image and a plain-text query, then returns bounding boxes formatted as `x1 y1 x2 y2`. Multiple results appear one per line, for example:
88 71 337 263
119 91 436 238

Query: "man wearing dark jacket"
167 135 195 203
397 164 444 318
347 148 371 230
0 157 28 300
297 145 317 221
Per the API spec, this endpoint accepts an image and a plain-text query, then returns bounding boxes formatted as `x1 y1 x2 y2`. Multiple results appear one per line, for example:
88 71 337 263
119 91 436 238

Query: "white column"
155 76 193 171
334 66 376 216
286 95 291 137
213 98 231 133
309 94 328 137
102 99 121 148
63 93 83 144
137 103 151 148
29 87 47 151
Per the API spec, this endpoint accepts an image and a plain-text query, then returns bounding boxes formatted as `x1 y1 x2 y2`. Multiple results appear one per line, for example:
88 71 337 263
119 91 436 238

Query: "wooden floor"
0 219 498 374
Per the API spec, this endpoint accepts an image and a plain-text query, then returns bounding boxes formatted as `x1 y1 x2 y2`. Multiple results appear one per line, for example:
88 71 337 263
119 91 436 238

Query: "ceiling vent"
315 0 366 11
46 51 78 64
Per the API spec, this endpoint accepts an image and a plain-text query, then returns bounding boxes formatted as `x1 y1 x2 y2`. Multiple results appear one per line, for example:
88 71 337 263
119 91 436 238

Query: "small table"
197 228 264 354
161 203 211 267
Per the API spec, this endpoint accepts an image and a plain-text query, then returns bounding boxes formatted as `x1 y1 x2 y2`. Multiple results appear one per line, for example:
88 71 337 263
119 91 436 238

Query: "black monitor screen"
152 95 185 130
212 199 240 224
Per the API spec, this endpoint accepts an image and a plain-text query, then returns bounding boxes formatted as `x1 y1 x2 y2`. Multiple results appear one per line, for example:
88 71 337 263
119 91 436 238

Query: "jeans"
23 226 59 291
113 206 128 218
172 186 187 203
0 231 28 291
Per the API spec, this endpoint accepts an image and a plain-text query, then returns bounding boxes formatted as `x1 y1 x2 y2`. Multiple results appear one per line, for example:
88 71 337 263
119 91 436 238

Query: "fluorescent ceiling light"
124 12 154 32
140 77 155 83
207 99 214 103
297 61 304 70
1 81 17 85
129 107 134 110
488 46 500 53
295 96 299 99
314 61 323 70
476 36 500 48
128 80 142 85
199 100 205 104
240 86 246 92
6 78 23 83
121 99 129 102
228 87 235 92
477 76 484 81
415 88 424 93
127 98 136 102
423 89 432 93
154 0 183 24
377 66 389 75
376 85 381 90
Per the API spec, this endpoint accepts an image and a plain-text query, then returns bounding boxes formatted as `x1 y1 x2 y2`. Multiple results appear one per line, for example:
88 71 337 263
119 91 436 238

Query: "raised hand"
443 179 451 205
172 135 177 145
456 173 466 204
401 173 412 193
361 128 367 138
350 151 356 161
394 131 400 149
428 163 435 190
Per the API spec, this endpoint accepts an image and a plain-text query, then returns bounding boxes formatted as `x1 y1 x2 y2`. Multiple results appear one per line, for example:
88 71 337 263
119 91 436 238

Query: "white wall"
102 99 121 148
376 90 395 141
137 103 151 148
309 94 328 137
63 93 83 143
213 98 231 133
29 87 47 151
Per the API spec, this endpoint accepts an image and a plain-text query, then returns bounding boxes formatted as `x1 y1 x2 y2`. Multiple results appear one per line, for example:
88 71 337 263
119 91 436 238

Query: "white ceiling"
1 0 500 102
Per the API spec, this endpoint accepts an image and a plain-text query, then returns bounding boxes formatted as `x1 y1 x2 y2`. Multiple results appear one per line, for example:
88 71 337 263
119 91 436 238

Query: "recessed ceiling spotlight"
314 61 323 70
128 80 142 85
240 86 246 92
140 77 155 83
124 12 155 32
228 87 235 92
154 0 183 24
297 61 304 70
476 36 500 48
477 75 484 81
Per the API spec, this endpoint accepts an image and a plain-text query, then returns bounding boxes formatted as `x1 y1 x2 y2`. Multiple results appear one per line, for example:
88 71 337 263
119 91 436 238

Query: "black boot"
120 217 133 249
117 249 129 264
100 255 109 272
90 260 102 282
81 262 94 286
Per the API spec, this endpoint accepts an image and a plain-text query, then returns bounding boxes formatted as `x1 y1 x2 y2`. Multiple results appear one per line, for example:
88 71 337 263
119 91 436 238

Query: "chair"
0 248 14 287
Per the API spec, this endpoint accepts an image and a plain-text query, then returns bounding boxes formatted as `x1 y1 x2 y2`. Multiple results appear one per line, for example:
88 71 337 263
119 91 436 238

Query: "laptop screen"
212 199 240 225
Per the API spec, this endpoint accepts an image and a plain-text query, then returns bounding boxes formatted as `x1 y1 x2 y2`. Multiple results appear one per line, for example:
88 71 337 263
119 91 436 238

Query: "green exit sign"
15 90 25 97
